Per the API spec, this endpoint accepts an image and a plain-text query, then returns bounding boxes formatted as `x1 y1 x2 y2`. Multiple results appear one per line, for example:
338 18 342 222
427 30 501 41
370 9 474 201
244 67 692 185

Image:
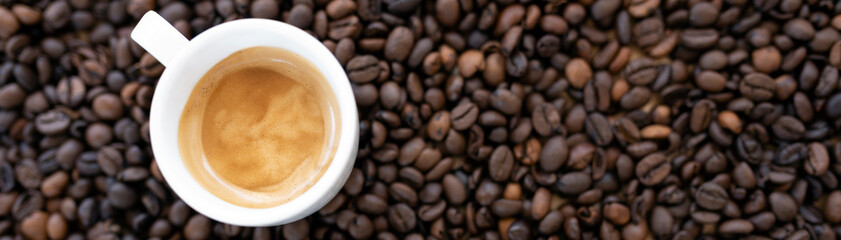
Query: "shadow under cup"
177 46 342 209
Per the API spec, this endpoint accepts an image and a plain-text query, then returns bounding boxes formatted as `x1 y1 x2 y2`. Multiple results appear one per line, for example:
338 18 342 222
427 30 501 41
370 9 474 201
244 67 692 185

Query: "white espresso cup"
131 11 359 226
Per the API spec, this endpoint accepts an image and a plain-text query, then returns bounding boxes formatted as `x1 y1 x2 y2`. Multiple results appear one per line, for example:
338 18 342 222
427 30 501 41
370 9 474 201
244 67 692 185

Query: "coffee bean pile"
2 0 841 238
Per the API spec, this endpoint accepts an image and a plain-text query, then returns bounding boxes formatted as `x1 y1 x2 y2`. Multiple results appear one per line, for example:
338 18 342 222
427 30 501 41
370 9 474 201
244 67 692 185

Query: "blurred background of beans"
2 0 841 239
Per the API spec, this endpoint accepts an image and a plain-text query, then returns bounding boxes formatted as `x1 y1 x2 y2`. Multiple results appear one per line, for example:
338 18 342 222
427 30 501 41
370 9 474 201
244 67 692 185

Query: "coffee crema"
177 46 340 208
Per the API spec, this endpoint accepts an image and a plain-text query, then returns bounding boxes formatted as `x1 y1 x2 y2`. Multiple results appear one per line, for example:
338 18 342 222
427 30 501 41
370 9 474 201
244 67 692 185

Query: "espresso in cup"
177 46 341 208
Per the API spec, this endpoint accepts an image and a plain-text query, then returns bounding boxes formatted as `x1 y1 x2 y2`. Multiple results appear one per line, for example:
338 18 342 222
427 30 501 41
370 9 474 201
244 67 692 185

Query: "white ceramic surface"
131 11 359 226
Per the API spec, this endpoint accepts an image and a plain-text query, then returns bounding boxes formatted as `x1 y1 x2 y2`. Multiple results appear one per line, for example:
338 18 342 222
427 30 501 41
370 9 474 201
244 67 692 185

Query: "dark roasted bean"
695 182 729 210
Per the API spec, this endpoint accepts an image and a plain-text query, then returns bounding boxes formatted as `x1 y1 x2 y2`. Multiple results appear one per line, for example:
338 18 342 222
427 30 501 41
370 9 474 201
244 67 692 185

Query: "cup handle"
130 11 189 68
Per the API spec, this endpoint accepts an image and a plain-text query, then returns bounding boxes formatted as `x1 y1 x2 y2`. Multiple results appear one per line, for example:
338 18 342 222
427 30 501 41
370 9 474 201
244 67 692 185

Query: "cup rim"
149 18 359 226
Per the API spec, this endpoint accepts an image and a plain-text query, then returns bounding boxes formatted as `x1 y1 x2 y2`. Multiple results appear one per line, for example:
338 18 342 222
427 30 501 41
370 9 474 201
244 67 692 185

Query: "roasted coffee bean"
0 7 20 38
507 220 530 240
827 93 841 118
620 87 651 109
346 55 380 83
531 103 560 136
44 1 71 29
772 116 805 140
356 194 387 215
40 171 67 197
566 58 592 89
96 147 124 176
46 212 67 239
806 142 830 176
624 58 658 85
682 29 719 49
15 159 41 190
0 83 26 109
329 15 362 40
784 18 816 41
718 219 754 235
0 162 14 193
640 124 671 139
184 215 211 239
740 73 775 101
489 88 522 115
695 71 727 92
418 201 445 222
556 171 591 195
13 191 43 221
397 167 425 188
488 146 514 181
816 65 839 98
769 191 798 222
775 143 806 166
825 191 841 223
635 153 671 186
506 51 528 77
539 136 568 172
689 2 718 27
385 27 414 62
584 113 613 146
614 118 640 146
603 202 630 225
427 111 450 141
699 50 727 70
387 203 416 233
695 182 729 210
491 199 522 218
21 211 47 240
634 17 664 48
530 187 550 220
536 35 561 57
148 218 171 237
752 46 782 73
649 206 674 237
83 122 113 148
442 174 466 205
107 182 136 209
690 99 715 133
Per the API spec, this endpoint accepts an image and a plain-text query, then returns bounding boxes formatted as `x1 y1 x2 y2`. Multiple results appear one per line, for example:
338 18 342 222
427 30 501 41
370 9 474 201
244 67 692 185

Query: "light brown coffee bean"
565 58 592 89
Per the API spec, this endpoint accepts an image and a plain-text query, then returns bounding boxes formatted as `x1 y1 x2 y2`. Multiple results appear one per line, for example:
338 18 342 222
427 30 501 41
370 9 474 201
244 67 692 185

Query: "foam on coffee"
178 46 340 208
